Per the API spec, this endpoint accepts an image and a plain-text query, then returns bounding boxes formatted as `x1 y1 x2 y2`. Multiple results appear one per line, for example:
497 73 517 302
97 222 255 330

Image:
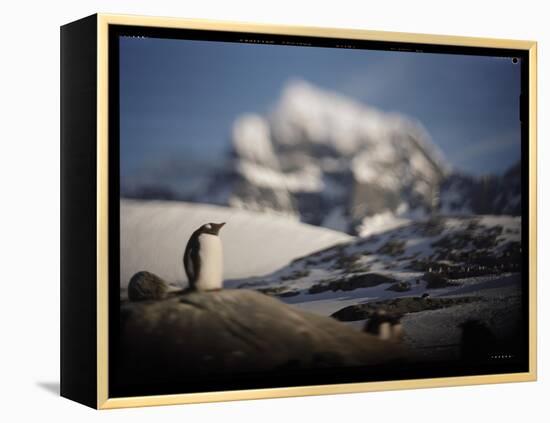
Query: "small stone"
385 281 412 292
128 271 169 302
422 272 457 289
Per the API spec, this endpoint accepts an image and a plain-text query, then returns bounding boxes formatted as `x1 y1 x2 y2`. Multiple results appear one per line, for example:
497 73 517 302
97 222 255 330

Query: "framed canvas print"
60 13 537 409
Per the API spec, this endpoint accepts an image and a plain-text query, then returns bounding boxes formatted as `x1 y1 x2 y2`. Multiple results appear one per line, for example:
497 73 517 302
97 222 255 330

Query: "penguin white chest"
196 233 223 290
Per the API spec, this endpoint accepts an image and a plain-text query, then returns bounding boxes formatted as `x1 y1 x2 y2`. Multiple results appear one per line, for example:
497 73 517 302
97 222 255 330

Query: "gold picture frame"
61 13 537 409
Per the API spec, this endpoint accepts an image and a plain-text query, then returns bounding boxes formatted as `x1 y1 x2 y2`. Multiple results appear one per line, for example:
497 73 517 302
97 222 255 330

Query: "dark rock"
258 286 300 297
333 253 363 271
377 240 406 256
278 290 301 298
280 269 310 281
117 289 406 385
422 272 459 289
414 218 446 237
127 271 169 302
308 273 395 294
386 281 412 292
331 296 482 322
430 220 503 252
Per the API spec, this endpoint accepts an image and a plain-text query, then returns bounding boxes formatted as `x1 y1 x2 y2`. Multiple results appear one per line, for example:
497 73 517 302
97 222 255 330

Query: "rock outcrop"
117 289 406 386
127 271 170 301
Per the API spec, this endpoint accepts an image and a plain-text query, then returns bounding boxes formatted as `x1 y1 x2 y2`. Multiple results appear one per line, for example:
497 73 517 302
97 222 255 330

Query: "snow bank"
120 199 352 289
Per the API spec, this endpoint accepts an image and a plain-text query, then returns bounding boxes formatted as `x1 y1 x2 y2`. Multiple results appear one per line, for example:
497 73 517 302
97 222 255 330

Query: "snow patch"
358 211 411 237
232 114 278 167
236 161 324 193
120 199 353 290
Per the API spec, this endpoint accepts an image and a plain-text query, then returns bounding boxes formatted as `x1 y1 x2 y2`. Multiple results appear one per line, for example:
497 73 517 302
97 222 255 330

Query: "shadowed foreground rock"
331 296 482 321
118 289 406 383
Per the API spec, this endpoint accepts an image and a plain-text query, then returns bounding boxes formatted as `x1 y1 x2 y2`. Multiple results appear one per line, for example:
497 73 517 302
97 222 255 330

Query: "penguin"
183 222 226 291
363 310 404 342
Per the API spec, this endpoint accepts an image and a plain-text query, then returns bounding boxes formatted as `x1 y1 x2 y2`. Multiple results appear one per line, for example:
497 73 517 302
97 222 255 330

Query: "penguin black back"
184 230 201 285
184 222 225 290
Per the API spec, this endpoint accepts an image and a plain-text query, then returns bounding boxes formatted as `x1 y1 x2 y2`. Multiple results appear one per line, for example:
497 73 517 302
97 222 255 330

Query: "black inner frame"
108 24 531 399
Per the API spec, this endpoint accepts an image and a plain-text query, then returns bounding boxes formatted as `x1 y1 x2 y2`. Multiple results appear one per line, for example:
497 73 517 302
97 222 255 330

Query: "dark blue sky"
119 36 521 184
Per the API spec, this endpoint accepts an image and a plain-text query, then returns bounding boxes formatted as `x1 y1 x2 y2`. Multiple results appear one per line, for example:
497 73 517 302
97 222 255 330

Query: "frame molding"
92 13 537 409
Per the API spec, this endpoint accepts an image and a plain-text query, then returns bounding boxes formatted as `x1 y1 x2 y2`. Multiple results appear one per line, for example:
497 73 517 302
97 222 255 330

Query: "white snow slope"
120 199 352 290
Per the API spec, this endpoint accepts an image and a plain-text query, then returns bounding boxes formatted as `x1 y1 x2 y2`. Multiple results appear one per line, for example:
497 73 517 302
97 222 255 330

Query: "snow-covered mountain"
200 80 454 233
230 214 521 316
439 162 522 216
125 79 522 235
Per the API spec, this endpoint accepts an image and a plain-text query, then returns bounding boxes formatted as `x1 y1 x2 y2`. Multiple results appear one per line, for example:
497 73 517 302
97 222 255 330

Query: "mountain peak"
200 80 519 233
270 79 450 171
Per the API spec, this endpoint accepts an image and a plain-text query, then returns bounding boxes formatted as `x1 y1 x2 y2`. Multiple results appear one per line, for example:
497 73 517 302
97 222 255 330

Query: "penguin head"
199 222 226 236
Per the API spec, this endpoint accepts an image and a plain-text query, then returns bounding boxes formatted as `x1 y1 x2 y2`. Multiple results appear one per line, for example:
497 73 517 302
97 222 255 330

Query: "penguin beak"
214 222 226 232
